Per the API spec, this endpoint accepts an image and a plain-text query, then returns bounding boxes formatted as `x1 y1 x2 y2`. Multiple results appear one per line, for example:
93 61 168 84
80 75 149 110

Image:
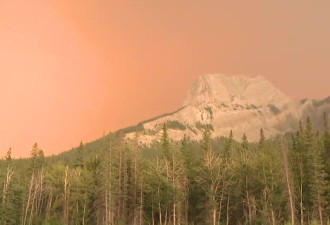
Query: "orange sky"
1 0 330 157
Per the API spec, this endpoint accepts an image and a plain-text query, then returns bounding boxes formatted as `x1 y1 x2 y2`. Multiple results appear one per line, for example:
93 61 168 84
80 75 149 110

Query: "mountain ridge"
184 74 290 108
125 74 330 144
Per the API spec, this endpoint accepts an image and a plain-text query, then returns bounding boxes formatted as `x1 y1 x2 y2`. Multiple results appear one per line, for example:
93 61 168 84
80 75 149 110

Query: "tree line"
0 114 329 225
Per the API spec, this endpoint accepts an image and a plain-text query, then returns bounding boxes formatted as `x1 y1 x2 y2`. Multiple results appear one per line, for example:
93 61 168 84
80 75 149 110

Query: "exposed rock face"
125 74 330 144
184 74 289 107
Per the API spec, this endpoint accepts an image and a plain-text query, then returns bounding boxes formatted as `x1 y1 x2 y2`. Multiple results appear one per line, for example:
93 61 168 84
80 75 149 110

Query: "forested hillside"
0 114 329 225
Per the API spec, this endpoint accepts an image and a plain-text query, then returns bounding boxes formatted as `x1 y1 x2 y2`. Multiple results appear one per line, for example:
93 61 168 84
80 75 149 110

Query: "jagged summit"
125 73 330 144
184 74 289 107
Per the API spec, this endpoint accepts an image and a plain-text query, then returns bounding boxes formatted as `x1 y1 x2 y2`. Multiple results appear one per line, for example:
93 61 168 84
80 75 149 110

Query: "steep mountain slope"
126 74 330 144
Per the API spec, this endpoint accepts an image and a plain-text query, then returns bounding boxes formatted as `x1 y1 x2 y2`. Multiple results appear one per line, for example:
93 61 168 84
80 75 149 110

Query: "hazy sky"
1 0 329 157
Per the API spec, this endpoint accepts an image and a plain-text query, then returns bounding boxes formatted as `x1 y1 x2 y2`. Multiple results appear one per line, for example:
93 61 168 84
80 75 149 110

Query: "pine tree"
303 116 315 219
5 147 12 162
1 113 330 224
322 112 330 176
280 137 296 225
257 147 284 225
74 141 85 168
180 135 191 169
161 123 171 159
224 130 233 157
290 117 322 224
290 119 307 224
259 128 266 150
198 139 224 225
309 133 328 225
241 133 249 151
1 148 16 225
30 143 43 173
202 125 212 153
23 143 46 225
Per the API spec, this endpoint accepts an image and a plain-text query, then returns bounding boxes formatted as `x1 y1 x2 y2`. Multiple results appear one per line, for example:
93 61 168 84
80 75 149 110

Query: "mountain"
125 74 330 144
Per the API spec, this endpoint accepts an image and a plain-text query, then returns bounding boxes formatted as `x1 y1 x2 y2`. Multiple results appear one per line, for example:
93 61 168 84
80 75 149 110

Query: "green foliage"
165 120 186 130
224 130 233 157
30 142 45 173
241 133 249 151
117 122 145 134
323 112 330 176
259 128 265 149
201 125 212 152
5 147 12 162
268 104 282 114
0 114 329 224
73 141 84 168
195 122 214 131
204 106 214 119
42 218 66 225
140 107 185 124
161 123 171 159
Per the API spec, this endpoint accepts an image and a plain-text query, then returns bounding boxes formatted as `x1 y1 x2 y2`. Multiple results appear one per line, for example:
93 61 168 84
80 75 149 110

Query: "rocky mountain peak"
125 73 329 145
183 74 290 108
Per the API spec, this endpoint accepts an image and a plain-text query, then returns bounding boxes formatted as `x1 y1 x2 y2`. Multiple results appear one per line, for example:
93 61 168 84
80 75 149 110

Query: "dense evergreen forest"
0 114 329 225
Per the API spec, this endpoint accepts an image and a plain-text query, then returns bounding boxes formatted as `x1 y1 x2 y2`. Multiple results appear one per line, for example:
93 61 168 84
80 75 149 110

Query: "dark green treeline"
0 115 329 225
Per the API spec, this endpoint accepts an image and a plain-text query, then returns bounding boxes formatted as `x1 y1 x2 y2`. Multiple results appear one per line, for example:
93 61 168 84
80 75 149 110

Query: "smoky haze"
0 0 329 156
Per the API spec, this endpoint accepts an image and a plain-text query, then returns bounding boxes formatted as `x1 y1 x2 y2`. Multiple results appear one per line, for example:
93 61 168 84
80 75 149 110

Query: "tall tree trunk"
172 153 176 225
173 202 176 225
226 192 230 225
109 144 113 225
218 191 224 225
139 187 143 225
158 187 162 225
151 198 155 225
245 177 252 225
280 137 295 225
1 166 14 225
46 190 53 220
118 144 123 221
213 207 216 225
82 198 86 225
23 173 34 225
28 178 38 225
299 161 304 225
63 166 69 224
317 192 324 225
